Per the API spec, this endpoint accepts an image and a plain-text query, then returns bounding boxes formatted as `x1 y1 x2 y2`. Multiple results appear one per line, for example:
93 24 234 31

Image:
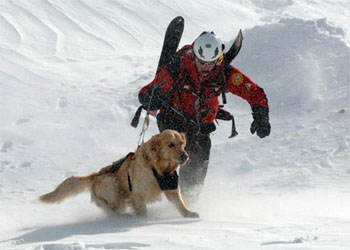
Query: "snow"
0 0 349 249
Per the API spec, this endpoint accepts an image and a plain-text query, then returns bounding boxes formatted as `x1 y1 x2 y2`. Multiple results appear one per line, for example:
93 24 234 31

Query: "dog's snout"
180 153 189 163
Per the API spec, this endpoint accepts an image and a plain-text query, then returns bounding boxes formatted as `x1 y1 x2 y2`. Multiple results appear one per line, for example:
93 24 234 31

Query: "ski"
224 29 243 65
156 16 185 74
131 16 184 128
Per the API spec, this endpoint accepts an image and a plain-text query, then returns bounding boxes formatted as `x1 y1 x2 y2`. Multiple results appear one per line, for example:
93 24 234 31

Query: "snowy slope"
0 0 349 249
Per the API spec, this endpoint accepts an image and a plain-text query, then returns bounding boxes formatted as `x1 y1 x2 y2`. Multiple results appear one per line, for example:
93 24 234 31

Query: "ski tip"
234 30 243 47
173 16 184 24
238 29 243 40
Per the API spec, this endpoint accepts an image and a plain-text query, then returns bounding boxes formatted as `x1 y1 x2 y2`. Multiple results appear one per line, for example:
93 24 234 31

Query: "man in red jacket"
139 31 270 201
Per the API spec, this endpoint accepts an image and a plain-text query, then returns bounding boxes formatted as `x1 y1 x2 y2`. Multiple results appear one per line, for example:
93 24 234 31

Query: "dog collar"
152 167 178 190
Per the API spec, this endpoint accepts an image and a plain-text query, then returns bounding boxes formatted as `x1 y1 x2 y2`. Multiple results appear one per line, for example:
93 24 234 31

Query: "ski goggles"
195 56 217 66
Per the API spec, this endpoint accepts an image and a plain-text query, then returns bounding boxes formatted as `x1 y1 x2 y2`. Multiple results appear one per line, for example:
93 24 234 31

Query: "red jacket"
139 45 268 124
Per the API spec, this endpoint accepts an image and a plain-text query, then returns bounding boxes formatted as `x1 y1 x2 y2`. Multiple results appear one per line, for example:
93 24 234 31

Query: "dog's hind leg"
91 177 125 215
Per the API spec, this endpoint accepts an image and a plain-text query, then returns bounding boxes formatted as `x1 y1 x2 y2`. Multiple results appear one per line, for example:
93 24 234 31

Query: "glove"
138 86 163 110
250 105 271 138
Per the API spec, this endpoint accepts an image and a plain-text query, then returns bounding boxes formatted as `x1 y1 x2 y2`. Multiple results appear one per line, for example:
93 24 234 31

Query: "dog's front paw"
184 211 199 218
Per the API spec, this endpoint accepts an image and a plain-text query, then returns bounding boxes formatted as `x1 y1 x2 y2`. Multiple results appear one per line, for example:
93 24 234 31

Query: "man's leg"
179 132 211 202
156 115 212 201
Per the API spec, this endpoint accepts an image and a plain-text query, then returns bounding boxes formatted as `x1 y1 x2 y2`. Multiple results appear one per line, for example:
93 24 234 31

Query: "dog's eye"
168 143 175 148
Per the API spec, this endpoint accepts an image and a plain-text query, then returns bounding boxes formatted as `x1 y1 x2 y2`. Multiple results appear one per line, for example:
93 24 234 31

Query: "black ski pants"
157 113 212 195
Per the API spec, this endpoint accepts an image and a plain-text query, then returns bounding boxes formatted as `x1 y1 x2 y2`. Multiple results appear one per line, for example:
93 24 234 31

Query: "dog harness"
106 152 178 191
106 152 134 192
152 167 178 190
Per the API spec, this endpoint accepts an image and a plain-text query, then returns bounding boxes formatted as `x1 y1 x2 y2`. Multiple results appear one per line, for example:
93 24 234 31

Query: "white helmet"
193 31 223 63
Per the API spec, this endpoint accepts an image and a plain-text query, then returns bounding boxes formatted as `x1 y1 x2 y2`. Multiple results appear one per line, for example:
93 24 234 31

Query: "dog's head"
147 129 189 166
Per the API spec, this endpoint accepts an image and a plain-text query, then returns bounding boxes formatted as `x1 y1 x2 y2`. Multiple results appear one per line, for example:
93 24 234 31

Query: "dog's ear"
149 135 161 153
180 132 186 141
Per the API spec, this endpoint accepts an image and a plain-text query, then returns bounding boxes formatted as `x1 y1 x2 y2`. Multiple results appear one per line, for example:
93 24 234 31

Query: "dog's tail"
39 176 93 204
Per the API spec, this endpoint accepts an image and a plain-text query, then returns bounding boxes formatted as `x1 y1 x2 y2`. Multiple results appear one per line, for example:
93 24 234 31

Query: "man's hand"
250 105 271 138
149 110 158 116
139 86 163 110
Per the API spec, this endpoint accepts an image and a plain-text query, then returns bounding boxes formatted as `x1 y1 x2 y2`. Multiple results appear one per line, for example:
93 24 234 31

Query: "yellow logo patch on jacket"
231 73 243 86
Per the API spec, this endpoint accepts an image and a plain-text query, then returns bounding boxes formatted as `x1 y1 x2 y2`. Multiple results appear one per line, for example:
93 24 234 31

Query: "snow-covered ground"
1 0 349 249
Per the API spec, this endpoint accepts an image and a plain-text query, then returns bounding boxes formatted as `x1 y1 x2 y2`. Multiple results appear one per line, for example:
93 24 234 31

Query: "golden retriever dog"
39 129 199 218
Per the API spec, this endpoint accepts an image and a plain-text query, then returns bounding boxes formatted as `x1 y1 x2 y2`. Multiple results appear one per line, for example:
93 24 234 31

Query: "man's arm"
138 68 175 110
225 66 268 108
138 51 186 110
225 66 271 138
